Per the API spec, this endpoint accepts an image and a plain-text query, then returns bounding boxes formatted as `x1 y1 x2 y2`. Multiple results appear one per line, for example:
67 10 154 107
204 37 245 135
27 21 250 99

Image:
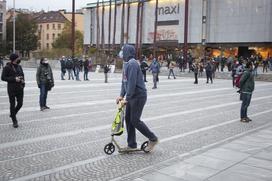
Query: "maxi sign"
158 4 180 16
157 3 181 21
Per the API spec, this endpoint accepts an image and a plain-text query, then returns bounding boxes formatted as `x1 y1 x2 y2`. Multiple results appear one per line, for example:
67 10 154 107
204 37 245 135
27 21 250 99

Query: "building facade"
83 0 272 58
0 0 6 52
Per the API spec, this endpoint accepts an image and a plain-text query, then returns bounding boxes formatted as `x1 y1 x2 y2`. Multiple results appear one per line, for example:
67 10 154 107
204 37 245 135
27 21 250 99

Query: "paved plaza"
0 69 272 181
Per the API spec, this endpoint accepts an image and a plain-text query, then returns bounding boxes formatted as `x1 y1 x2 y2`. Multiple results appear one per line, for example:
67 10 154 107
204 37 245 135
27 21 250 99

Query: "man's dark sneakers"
246 117 252 122
45 106 50 109
145 140 159 152
40 107 46 111
13 123 19 128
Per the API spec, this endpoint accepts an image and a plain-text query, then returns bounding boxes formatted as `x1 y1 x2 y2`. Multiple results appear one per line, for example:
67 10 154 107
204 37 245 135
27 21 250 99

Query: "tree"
52 22 83 56
6 13 38 57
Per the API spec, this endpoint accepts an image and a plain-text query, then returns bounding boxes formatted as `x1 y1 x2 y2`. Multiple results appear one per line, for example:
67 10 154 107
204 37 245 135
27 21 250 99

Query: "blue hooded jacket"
120 45 147 100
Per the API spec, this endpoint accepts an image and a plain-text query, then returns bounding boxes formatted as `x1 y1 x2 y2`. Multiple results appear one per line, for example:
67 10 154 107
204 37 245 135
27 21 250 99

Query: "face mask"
43 60 49 64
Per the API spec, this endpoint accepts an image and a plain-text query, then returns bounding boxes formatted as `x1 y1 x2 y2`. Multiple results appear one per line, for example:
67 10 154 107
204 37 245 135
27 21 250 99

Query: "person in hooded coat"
116 44 158 152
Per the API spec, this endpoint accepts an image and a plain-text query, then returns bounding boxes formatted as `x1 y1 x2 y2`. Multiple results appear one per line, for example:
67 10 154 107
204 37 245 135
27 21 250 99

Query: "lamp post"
72 0 75 58
13 0 15 53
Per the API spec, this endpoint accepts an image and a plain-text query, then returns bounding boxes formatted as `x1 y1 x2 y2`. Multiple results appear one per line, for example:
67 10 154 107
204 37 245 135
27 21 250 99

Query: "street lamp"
71 0 75 58
13 0 15 53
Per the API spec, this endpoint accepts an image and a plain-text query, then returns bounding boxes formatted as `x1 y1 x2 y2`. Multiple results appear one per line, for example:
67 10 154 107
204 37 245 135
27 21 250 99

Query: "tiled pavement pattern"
0 68 271 181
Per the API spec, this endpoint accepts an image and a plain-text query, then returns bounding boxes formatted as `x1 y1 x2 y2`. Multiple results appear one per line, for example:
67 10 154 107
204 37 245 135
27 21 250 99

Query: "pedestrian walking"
66 58 74 80
60 56 66 80
231 61 238 87
117 44 158 152
205 61 213 84
192 62 199 84
36 58 54 111
268 57 272 71
1 54 25 128
104 64 110 83
73 58 81 81
239 62 255 123
168 61 176 79
140 56 149 82
199 62 204 77
149 58 160 89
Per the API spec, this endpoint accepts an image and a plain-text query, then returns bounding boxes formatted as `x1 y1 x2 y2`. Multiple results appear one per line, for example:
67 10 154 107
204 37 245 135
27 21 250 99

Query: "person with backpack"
83 58 91 81
36 58 54 111
60 56 66 80
1 54 25 128
205 61 213 84
231 61 239 87
116 44 158 152
66 58 74 80
149 58 160 89
239 62 255 123
73 58 81 81
140 56 149 82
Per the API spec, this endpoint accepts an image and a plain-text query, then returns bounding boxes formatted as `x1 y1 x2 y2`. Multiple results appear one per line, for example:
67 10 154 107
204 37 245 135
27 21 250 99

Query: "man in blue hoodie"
116 44 158 152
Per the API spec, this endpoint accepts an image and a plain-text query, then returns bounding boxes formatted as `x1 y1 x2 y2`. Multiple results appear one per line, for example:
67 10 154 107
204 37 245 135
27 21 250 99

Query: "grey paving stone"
202 148 250 162
209 164 272 181
184 154 236 170
242 157 272 171
158 162 218 181
221 142 264 154
138 172 186 181
253 150 272 161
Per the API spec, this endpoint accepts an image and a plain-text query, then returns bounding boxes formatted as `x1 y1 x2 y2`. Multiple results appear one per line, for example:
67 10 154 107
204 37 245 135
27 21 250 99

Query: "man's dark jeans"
240 93 252 119
8 90 24 123
125 97 157 148
40 83 48 108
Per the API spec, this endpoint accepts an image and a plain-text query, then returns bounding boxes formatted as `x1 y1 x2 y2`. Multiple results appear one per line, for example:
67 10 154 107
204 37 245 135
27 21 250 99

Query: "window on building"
52 33 55 40
46 43 49 49
47 34 49 40
38 42 41 50
40 25 42 30
52 24 55 30
58 33 61 37
38 32 41 40
0 34 2 41
0 13 3 22
47 24 49 30
0 23 2 33
58 24 61 30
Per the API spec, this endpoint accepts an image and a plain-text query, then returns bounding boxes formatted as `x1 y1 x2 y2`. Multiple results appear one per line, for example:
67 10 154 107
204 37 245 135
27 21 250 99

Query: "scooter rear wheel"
104 143 115 155
141 141 149 153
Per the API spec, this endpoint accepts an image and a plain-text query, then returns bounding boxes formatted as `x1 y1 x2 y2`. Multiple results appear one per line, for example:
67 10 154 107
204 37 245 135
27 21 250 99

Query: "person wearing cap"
116 44 158 152
36 58 54 111
1 53 25 128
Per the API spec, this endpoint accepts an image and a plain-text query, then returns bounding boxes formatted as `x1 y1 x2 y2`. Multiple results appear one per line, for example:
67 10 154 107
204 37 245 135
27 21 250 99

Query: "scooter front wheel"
104 143 115 155
141 141 149 153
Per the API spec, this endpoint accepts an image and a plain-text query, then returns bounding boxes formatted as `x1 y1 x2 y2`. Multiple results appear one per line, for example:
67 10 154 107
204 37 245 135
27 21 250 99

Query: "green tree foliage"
52 22 83 56
6 13 38 57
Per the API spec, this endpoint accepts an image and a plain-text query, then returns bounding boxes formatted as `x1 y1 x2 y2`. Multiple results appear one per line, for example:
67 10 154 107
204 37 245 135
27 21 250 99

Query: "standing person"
74 58 81 81
60 56 66 80
1 54 25 128
168 61 176 79
240 62 255 123
36 58 54 111
262 58 268 73
192 62 199 84
269 56 272 71
253 60 259 77
66 58 74 80
140 56 149 82
83 58 90 81
149 58 160 89
231 61 238 87
104 64 110 83
117 44 158 151
199 62 204 77
188 54 193 73
205 61 213 84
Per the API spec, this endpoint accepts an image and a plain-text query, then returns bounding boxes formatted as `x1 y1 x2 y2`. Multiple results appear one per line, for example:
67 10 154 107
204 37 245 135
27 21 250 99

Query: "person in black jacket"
140 56 149 82
1 54 25 128
104 64 110 83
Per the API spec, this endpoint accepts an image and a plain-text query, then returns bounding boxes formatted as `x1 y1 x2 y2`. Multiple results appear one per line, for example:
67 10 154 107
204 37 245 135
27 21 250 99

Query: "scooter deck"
118 148 143 153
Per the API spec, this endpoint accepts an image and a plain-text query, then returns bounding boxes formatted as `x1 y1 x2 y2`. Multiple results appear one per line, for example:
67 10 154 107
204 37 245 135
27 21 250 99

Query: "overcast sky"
6 0 97 11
